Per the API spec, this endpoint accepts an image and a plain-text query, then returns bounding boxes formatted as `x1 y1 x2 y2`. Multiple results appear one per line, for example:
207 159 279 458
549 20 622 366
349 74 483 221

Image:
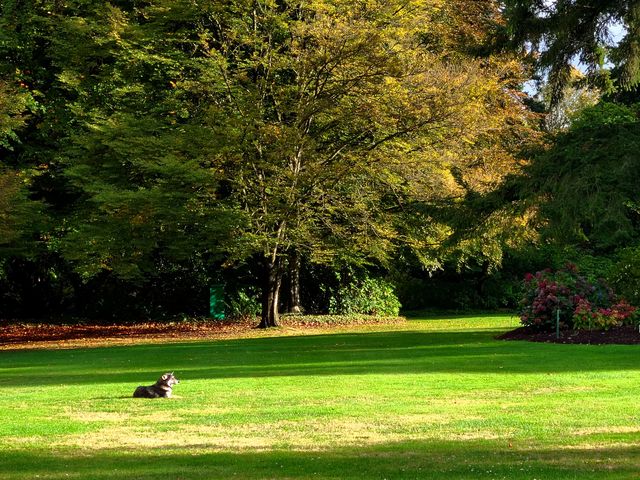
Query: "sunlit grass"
1 313 640 479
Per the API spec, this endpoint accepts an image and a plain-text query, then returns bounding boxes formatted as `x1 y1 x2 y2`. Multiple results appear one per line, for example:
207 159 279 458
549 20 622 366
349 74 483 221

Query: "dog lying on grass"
133 372 179 398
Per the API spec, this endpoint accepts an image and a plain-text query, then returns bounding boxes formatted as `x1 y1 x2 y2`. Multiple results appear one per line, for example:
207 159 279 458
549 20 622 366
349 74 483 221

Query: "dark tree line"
1 0 639 323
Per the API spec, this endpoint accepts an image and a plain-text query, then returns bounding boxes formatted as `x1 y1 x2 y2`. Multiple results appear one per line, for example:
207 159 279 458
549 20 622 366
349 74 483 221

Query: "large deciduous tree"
3 1 237 279
210 0 533 327
0 0 533 325
0 69 42 248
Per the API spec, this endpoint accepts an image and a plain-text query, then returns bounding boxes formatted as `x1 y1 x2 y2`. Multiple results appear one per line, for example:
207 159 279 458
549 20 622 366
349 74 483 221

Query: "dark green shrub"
609 246 640 307
329 276 401 316
280 313 404 326
225 288 261 320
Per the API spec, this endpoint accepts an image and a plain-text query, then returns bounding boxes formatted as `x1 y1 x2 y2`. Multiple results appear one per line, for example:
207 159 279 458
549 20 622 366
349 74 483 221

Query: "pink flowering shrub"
572 298 637 330
519 264 637 331
572 299 616 330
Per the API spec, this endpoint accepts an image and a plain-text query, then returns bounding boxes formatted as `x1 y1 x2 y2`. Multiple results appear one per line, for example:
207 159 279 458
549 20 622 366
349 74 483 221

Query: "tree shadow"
0 329 639 387
4 438 640 479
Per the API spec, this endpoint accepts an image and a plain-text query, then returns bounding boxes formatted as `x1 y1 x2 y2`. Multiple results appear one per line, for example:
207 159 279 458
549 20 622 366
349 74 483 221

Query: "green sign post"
209 284 225 320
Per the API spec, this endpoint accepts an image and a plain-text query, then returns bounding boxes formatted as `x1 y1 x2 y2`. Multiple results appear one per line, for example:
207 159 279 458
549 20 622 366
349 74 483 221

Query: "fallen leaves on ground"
0 316 405 350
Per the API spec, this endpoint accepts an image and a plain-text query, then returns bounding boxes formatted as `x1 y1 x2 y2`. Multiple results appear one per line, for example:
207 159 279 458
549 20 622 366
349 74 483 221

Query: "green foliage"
280 313 404 326
571 102 639 129
610 245 640 306
329 275 401 317
523 102 640 250
212 0 529 272
0 253 212 320
0 80 34 150
225 288 261 321
502 0 640 104
541 72 601 131
0 0 537 323
519 244 616 284
0 72 44 247
51 4 237 280
0 170 42 248
391 268 520 311
0 254 76 318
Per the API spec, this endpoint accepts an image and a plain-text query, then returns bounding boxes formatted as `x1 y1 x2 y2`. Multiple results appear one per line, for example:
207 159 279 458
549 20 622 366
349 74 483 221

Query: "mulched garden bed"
498 325 640 344
0 319 254 345
0 315 405 349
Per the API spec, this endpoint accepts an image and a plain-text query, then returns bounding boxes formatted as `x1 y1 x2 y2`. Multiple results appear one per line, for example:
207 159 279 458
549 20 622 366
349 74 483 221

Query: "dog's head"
159 372 180 387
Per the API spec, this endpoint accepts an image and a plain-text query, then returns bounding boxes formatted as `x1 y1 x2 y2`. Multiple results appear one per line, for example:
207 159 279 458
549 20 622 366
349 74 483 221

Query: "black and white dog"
133 372 180 398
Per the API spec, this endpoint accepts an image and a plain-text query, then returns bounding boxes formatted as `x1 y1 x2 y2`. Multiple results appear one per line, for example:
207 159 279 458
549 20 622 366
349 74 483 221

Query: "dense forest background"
1 0 639 325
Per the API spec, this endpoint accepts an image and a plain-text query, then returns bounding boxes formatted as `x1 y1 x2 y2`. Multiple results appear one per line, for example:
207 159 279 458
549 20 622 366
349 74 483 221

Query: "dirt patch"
572 426 640 436
56 418 403 451
497 325 640 345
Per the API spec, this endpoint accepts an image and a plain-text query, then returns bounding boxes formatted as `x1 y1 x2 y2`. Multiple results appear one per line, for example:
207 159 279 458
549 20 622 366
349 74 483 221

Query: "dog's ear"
161 374 169 380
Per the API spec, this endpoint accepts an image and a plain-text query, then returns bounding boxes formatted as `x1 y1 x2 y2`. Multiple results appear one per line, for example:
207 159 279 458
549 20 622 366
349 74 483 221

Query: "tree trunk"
475 261 490 300
288 251 303 314
259 259 282 328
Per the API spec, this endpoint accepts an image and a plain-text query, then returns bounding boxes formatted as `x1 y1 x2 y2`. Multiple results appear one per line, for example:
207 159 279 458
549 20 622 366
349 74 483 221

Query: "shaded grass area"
7 442 640 479
2 314 640 479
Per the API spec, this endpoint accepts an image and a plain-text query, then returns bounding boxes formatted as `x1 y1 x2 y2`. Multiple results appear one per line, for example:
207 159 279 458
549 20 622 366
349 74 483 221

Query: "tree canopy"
207 0 533 325
0 1 636 322
0 0 543 323
502 0 640 104
522 101 640 251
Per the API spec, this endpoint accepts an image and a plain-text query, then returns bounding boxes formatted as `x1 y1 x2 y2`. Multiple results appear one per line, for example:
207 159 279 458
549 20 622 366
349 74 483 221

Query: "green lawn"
2 314 640 479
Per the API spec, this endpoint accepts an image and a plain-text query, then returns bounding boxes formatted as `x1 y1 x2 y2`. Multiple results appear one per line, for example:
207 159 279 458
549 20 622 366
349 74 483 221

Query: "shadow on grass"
1 328 639 388
5 438 640 479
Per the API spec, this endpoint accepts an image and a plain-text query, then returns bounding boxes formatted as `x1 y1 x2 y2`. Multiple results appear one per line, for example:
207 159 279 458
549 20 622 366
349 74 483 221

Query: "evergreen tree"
523 101 640 250
502 0 640 104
